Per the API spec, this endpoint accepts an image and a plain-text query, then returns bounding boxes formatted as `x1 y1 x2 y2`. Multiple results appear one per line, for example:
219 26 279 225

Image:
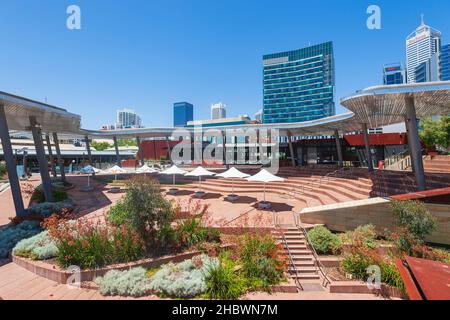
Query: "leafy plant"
237 234 287 290
175 218 221 250
0 221 42 259
13 230 58 260
91 141 112 151
308 226 341 254
149 255 218 298
108 199 131 226
95 267 152 297
340 224 378 249
419 116 450 149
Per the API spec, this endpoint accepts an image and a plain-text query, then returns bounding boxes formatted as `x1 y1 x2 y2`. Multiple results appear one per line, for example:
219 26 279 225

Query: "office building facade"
383 63 406 85
415 53 441 83
173 102 194 127
442 44 450 81
406 16 441 83
263 42 335 124
116 108 142 129
211 103 227 120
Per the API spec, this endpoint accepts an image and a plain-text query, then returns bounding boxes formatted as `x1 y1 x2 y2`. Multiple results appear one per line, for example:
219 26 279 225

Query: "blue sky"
1 0 449 129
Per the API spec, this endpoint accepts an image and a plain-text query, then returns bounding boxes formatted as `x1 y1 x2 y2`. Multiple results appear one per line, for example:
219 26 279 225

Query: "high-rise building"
262 42 335 124
255 109 263 122
211 103 226 120
116 108 142 129
406 15 441 83
383 63 406 85
415 53 441 83
442 44 450 81
173 102 194 127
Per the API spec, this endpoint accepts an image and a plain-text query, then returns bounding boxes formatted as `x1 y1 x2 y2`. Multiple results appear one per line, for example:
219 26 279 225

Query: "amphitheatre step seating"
273 227 322 284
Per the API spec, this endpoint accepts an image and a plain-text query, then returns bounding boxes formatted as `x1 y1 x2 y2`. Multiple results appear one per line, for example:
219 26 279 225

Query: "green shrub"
380 262 404 289
0 161 6 179
307 226 341 254
237 234 286 290
341 252 373 281
391 200 436 241
95 267 152 297
175 218 221 250
31 184 69 204
205 252 246 300
149 255 218 298
13 230 58 260
26 202 72 217
340 224 378 249
0 221 42 259
108 199 131 226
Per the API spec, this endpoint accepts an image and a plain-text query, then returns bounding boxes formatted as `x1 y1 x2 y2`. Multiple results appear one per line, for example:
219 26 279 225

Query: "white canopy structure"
216 167 250 201
105 165 127 181
80 165 100 191
185 166 216 196
136 164 157 174
160 165 188 193
247 169 285 208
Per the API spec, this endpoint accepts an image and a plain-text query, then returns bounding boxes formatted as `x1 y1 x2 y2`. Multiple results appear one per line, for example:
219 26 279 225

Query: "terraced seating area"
175 165 450 209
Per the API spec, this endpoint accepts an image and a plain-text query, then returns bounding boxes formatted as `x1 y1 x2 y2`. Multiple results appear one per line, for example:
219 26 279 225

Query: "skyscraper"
211 103 226 120
383 63 406 85
116 108 142 129
442 44 450 81
415 53 441 83
406 15 441 83
262 42 335 124
173 102 194 127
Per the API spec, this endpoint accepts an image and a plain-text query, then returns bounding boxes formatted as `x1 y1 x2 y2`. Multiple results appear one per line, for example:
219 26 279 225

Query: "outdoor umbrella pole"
264 182 266 202
232 177 234 195
173 174 175 188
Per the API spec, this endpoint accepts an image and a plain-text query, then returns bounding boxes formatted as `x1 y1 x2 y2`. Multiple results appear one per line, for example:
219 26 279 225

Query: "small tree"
390 200 437 254
91 141 111 151
419 116 450 150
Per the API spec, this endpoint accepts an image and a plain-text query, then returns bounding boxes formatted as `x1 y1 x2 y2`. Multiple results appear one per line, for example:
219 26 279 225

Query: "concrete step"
288 267 317 274
290 274 321 280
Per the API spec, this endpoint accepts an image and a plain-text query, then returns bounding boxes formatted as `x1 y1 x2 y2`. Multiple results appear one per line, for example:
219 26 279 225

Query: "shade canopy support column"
405 96 426 191
334 129 343 167
84 135 93 164
362 123 374 173
113 136 121 167
0 104 26 216
52 133 66 182
287 131 296 167
45 133 57 177
29 116 54 202
136 137 144 166
221 130 229 169
165 136 172 164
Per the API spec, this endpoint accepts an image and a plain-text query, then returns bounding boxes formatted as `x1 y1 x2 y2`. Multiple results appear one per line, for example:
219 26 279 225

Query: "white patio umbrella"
246 169 285 209
216 167 250 202
136 164 157 176
80 165 100 191
105 165 127 181
160 165 188 194
185 166 216 197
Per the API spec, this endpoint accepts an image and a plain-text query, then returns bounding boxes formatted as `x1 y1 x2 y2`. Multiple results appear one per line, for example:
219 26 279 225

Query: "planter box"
329 281 406 299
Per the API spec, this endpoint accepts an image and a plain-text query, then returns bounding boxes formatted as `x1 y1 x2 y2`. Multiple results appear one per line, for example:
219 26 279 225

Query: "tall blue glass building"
173 102 194 127
442 44 450 81
262 42 335 124
383 63 406 85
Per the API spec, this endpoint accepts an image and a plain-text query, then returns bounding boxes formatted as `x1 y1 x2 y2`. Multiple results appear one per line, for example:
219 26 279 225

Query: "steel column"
45 133 57 177
113 136 121 167
0 105 26 216
136 137 144 166
287 131 296 167
334 129 343 167
29 116 54 202
405 96 426 191
84 135 93 164
165 136 172 164
52 132 66 182
362 123 374 173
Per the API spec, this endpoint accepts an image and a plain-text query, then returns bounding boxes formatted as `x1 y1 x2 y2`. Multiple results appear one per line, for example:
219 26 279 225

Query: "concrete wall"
300 198 450 245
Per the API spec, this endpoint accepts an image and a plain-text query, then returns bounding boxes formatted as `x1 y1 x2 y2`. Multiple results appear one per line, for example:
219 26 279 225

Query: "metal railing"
292 211 331 288
273 211 303 291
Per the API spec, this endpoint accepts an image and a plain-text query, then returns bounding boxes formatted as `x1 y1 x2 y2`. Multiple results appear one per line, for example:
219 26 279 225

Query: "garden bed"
12 245 233 284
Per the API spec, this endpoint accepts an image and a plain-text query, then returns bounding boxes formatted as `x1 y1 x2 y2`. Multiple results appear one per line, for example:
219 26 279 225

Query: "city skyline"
1 0 449 129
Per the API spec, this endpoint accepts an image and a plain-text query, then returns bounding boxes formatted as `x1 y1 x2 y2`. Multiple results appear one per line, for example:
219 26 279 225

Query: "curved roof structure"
1 81 450 139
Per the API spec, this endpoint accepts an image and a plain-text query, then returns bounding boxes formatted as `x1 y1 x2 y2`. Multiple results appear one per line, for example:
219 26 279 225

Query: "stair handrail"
292 211 331 288
274 212 303 291
297 167 350 196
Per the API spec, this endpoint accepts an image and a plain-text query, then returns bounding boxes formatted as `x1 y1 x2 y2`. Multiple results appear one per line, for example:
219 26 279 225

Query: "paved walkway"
0 262 385 300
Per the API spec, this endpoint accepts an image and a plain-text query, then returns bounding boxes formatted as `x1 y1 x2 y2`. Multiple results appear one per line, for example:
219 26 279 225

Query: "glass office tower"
383 63 406 85
442 44 450 81
173 102 194 127
262 42 335 124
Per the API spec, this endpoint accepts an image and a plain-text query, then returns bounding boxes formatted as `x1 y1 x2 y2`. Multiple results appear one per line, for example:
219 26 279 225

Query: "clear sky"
1 0 449 129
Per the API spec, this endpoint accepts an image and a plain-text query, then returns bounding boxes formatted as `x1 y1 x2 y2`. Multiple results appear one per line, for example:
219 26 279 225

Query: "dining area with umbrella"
79 165 101 192
184 166 216 198
160 165 188 195
216 167 250 202
246 169 285 209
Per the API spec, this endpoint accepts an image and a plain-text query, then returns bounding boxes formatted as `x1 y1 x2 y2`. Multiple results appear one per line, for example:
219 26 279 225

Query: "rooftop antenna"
420 13 425 26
